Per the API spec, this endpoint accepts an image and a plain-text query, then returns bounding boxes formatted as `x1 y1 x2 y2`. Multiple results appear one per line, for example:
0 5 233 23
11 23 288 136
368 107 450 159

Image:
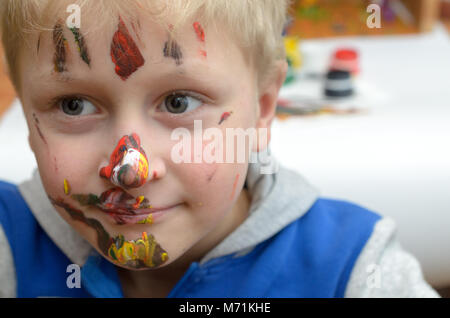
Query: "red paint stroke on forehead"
110 17 145 80
193 22 206 42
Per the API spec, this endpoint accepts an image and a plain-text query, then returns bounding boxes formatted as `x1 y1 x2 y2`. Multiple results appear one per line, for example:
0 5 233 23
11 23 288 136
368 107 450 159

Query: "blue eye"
161 93 202 114
60 98 97 116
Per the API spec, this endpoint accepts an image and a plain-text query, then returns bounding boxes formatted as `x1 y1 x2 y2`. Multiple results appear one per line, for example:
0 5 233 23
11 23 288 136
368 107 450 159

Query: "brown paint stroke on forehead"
163 40 183 66
53 19 69 73
110 17 145 81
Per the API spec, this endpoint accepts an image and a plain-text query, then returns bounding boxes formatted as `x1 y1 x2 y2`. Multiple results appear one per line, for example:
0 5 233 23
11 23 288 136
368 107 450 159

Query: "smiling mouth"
71 187 181 225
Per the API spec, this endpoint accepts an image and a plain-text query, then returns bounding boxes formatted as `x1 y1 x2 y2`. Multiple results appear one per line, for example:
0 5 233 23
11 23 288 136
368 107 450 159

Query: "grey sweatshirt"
0 156 440 297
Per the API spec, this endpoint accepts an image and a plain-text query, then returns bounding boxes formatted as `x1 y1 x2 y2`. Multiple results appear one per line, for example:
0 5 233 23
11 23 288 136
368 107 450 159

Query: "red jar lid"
330 48 360 74
334 49 358 61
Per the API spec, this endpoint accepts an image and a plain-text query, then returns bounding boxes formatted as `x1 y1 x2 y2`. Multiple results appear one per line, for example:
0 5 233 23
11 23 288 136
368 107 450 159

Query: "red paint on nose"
100 133 149 188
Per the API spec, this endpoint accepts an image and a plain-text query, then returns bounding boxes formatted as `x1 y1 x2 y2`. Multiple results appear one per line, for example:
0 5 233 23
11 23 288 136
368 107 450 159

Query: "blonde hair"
0 0 290 93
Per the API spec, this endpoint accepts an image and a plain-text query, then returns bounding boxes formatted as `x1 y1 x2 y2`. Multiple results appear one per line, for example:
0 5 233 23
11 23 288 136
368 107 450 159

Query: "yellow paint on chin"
108 231 165 268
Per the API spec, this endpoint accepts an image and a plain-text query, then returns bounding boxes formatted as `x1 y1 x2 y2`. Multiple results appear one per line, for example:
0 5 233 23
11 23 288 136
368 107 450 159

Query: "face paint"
63 179 71 195
53 156 59 173
193 22 207 58
72 187 152 225
218 111 233 125
37 34 41 55
69 27 91 67
49 196 168 269
137 214 153 225
230 173 240 200
108 232 168 268
53 20 68 73
163 40 183 66
110 17 145 80
100 133 149 189
32 113 48 145
207 168 217 183
193 22 205 42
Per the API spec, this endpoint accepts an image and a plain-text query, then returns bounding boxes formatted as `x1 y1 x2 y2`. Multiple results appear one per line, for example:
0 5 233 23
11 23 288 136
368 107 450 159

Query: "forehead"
21 10 249 91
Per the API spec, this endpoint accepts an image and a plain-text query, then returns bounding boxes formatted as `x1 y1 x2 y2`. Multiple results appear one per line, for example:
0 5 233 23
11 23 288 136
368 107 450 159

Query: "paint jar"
329 48 359 75
324 70 354 98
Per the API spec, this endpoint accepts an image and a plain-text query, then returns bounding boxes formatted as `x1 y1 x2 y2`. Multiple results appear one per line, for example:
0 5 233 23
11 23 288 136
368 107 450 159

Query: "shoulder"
290 198 382 244
0 179 34 235
0 180 22 297
345 217 440 297
0 180 30 221
248 198 384 297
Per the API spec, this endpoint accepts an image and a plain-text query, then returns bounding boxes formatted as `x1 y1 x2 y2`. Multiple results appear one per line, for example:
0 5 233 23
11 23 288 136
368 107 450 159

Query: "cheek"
35 141 103 198
174 160 247 210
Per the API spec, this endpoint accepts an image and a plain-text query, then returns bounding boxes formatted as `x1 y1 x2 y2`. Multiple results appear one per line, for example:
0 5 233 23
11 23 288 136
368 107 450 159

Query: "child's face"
18 14 269 270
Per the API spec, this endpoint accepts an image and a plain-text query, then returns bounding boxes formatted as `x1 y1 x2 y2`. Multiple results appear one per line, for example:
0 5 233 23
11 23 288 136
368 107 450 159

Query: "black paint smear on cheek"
207 167 217 183
48 194 168 269
163 40 183 65
48 196 112 253
32 113 48 145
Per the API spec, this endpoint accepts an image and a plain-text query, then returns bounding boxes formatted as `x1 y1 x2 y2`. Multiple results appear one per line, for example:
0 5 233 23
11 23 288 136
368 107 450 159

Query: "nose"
100 133 149 189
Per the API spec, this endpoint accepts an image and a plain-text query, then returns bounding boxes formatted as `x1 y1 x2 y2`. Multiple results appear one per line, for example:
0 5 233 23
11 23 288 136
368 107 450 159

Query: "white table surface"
273 23 450 288
0 24 449 288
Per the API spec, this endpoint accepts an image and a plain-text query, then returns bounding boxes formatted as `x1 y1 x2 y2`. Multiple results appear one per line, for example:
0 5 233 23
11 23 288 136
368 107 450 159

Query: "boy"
0 0 439 298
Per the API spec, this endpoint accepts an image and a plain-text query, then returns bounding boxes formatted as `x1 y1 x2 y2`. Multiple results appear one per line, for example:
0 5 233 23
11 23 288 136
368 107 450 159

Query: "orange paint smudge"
230 174 240 200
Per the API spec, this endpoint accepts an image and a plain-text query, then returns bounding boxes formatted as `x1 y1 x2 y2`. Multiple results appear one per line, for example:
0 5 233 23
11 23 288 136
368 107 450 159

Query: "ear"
252 59 288 152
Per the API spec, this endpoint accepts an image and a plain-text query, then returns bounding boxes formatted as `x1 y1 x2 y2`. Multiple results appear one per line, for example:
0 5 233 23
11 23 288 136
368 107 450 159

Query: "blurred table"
273 23 450 288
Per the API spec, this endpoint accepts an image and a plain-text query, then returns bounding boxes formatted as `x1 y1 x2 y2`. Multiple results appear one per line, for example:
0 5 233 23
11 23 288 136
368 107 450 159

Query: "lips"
72 187 180 225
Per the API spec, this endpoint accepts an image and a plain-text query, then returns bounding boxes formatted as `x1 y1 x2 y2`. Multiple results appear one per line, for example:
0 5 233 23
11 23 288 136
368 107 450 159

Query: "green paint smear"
69 27 91 66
